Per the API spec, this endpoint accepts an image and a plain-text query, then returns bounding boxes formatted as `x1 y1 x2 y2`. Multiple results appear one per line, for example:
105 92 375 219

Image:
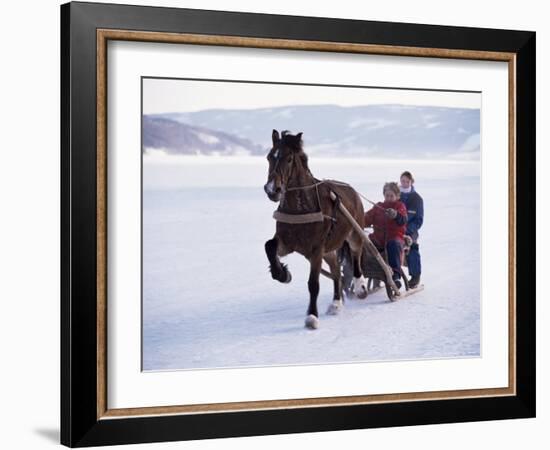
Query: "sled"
336 244 423 301
321 191 424 302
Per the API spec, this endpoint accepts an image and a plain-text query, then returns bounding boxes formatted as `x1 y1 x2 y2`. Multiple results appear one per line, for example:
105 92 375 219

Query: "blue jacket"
399 186 424 239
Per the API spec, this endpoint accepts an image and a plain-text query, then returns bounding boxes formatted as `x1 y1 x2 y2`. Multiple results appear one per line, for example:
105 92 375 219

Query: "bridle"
268 147 320 194
268 147 333 224
267 146 291 189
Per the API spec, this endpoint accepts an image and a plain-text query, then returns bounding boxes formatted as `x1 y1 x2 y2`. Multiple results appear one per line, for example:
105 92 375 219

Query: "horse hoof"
326 301 343 315
353 276 368 299
304 314 319 329
283 270 292 284
356 287 368 299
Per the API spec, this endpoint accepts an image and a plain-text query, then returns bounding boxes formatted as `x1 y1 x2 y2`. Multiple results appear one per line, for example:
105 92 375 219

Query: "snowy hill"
144 104 480 160
143 116 263 156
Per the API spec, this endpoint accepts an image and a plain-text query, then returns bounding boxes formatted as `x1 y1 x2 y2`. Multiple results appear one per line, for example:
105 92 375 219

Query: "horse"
263 129 368 329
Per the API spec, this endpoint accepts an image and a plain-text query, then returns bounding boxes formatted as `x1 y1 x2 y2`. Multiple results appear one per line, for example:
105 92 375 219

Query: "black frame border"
61 1 535 447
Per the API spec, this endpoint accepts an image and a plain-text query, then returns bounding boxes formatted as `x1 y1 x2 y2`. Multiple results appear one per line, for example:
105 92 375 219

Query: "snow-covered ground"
142 155 480 371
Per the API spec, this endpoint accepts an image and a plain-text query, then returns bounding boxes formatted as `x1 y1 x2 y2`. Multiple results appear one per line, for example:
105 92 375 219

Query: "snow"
143 147 169 157
195 131 220 144
142 156 480 371
348 118 396 130
274 108 294 118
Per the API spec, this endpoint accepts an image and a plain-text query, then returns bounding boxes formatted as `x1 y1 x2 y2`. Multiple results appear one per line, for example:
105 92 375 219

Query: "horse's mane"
281 130 311 173
281 130 303 150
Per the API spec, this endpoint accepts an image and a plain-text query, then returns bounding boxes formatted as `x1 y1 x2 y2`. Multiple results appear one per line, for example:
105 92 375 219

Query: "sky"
142 77 481 114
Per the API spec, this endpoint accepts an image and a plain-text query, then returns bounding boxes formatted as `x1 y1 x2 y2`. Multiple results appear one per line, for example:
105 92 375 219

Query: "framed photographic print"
60 1 536 447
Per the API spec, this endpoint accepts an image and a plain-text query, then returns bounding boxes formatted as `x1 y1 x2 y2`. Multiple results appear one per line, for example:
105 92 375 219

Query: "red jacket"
364 200 408 247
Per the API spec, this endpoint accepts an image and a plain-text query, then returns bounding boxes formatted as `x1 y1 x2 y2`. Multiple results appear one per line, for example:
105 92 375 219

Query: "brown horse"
264 130 368 329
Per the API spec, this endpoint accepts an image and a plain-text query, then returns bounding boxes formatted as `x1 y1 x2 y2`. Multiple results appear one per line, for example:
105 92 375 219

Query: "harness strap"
285 180 325 191
273 180 352 225
273 210 332 224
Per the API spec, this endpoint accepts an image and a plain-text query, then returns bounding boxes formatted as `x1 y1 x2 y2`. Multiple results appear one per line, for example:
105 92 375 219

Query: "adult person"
363 182 408 289
399 171 424 288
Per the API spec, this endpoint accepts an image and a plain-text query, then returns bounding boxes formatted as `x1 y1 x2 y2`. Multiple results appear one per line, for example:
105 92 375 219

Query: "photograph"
57 2 536 446
141 77 481 371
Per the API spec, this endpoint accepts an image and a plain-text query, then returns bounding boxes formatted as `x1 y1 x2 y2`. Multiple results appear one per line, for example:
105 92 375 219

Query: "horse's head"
264 129 304 202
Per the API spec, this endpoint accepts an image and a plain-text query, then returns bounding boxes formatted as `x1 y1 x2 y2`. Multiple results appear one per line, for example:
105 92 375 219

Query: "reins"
269 149 382 224
273 178 378 225
286 179 384 211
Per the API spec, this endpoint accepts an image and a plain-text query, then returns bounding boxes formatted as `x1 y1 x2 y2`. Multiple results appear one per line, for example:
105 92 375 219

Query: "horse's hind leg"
338 241 354 298
265 236 292 283
324 251 344 315
347 232 368 299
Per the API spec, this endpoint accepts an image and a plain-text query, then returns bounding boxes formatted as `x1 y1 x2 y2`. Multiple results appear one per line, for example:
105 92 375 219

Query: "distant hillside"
143 116 263 156
144 104 480 160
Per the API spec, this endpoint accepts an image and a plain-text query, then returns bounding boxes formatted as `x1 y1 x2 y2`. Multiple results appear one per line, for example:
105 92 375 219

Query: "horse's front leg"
265 236 292 283
305 251 323 329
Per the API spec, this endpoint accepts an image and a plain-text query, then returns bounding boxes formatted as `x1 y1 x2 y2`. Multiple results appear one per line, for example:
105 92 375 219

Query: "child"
364 182 408 289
